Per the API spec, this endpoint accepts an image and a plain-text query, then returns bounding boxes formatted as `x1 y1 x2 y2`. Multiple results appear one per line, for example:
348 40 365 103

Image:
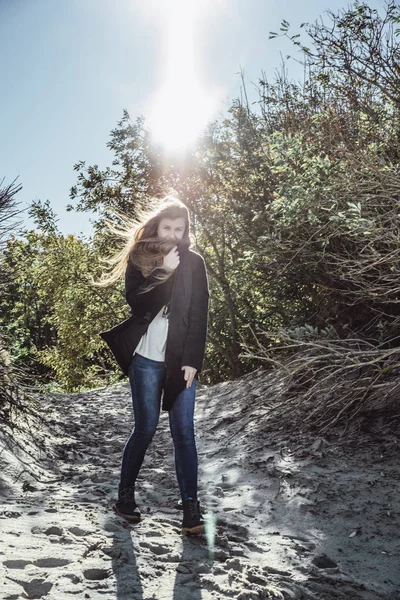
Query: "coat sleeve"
181 256 210 372
125 262 170 313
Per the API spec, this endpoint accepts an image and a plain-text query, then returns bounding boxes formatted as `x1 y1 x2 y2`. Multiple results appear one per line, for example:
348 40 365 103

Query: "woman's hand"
163 246 180 271
182 366 197 388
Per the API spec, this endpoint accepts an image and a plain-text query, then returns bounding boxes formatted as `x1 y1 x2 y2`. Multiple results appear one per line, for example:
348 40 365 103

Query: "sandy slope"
1 368 400 600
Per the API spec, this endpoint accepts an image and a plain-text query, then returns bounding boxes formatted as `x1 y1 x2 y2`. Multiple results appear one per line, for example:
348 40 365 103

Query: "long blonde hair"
95 196 191 289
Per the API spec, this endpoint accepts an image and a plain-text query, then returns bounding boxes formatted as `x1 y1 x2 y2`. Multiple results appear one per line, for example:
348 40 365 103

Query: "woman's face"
157 217 186 241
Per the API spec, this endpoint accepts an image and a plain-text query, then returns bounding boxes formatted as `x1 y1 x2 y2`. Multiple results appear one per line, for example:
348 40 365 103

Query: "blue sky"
0 0 384 237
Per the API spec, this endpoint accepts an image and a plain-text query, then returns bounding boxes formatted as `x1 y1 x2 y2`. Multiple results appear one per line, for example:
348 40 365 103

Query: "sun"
149 78 218 155
145 0 224 155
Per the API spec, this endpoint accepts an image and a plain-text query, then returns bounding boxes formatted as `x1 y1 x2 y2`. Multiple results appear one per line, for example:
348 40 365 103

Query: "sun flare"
145 0 224 154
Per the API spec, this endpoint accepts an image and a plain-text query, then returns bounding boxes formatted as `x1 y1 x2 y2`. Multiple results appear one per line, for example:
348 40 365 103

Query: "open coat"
100 241 209 410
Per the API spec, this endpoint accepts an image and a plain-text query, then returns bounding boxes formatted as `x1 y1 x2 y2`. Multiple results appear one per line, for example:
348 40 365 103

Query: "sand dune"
1 368 399 599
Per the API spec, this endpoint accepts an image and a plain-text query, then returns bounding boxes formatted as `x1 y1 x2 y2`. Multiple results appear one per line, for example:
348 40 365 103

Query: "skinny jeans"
120 353 198 501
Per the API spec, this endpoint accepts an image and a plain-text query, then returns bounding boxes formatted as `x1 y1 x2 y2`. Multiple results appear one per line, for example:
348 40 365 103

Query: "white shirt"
133 304 170 362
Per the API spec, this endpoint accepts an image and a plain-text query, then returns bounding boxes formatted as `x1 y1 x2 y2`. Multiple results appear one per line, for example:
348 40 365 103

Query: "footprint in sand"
4 557 71 570
62 573 81 584
68 526 93 537
31 525 63 536
83 568 112 581
102 520 124 533
312 554 338 569
34 557 71 568
139 541 171 555
0 510 21 518
3 559 32 569
12 578 53 599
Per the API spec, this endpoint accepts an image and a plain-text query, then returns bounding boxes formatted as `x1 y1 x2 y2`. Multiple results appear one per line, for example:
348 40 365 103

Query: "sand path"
1 369 399 599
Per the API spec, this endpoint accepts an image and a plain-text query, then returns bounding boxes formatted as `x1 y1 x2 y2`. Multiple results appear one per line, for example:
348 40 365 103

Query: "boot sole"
181 524 204 536
113 505 141 523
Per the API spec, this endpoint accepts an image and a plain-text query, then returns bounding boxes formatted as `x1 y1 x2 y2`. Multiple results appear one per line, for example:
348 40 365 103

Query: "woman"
99 198 209 535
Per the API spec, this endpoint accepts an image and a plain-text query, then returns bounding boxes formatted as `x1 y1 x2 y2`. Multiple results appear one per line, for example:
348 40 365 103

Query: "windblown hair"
95 196 191 290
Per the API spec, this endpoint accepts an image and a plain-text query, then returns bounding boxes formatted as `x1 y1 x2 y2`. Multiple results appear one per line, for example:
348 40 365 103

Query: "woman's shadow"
173 536 207 600
111 524 143 600
111 525 207 599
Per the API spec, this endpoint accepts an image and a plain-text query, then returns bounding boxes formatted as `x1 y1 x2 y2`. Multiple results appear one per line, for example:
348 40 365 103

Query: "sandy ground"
1 367 400 600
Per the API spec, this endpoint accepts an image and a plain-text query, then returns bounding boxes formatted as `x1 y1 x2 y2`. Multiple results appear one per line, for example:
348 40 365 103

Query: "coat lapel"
162 242 193 410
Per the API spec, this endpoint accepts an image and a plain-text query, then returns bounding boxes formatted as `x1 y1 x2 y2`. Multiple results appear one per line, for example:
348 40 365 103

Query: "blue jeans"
120 353 198 501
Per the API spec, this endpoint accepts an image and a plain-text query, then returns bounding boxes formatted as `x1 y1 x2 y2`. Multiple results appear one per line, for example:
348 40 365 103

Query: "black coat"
100 241 209 410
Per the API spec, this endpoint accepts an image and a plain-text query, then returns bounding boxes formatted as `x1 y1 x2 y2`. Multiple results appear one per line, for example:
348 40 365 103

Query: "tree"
1 200 126 391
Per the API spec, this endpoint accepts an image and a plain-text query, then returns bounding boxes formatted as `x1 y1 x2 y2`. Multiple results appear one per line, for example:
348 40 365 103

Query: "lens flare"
204 511 217 559
145 0 224 154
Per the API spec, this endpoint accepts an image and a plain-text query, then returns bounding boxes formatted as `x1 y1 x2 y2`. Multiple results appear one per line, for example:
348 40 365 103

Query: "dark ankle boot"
113 486 141 523
181 499 204 535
